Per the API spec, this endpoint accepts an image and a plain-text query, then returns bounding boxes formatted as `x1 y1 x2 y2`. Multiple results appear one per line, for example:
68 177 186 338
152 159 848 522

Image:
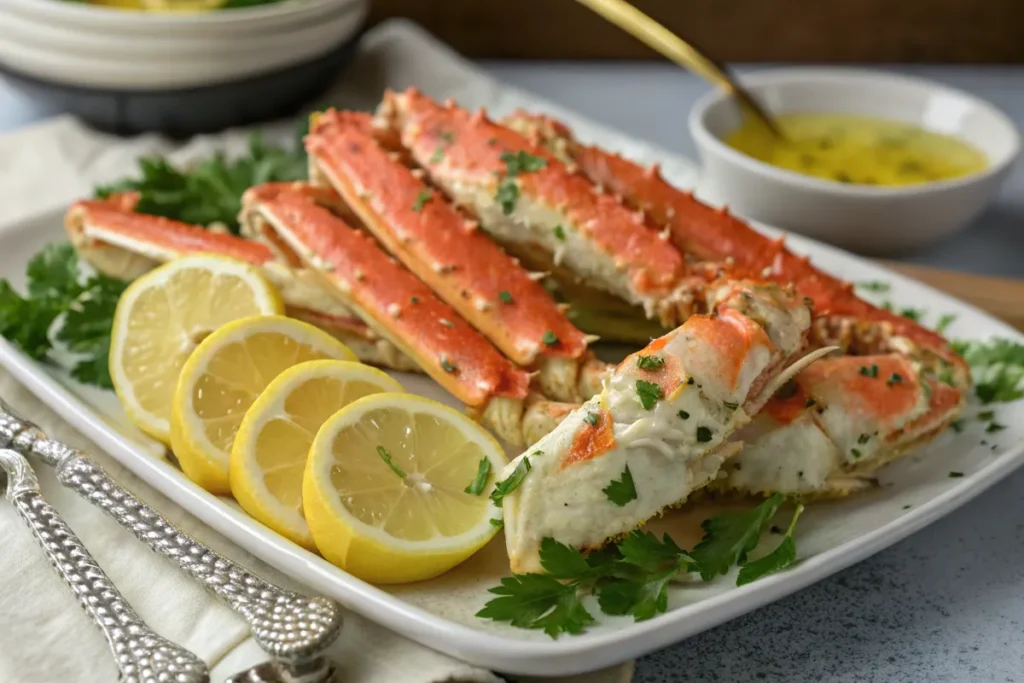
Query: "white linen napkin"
0 18 691 682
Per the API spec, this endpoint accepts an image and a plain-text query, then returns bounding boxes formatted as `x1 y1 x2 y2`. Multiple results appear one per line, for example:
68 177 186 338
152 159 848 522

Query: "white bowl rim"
3 0 359 28
688 66 1021 197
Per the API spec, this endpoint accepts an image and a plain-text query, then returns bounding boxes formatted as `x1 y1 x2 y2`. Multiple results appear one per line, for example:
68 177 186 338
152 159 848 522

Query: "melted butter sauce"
726 113 987 186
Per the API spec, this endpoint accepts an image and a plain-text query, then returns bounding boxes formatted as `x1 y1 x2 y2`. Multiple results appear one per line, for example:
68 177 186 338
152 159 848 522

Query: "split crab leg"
375 88 707 329
503 111 971 391
305 110 605 403
501 277 820 572
64 192 421 371
721 353 963 497
239 182 580 446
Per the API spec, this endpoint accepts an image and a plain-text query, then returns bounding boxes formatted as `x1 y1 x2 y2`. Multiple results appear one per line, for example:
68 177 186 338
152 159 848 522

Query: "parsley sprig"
0 244 126 387
479 494 799 637
96 131 307 235
953 338 1024 404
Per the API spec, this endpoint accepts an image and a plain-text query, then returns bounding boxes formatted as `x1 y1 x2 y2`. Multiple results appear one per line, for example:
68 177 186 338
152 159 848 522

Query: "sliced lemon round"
230 360 404 549
303 393 506 584
109 255 283 444
171 316 355 494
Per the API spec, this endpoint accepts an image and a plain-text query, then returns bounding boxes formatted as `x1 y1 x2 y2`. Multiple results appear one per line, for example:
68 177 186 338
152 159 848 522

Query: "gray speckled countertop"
2 62 1023 682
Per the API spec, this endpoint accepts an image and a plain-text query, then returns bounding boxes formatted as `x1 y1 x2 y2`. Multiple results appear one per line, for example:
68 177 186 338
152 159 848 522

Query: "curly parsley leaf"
0 244 126 387
603 465 638 506
736 504 804 586
96 132 306 234
635 379 662 410
952 338 1024 404
689 493 785 580
476 573 593 638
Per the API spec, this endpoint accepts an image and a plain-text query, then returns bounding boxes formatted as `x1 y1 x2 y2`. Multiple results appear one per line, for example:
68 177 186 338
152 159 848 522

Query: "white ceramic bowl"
688 68 1020 254
0 0 367 89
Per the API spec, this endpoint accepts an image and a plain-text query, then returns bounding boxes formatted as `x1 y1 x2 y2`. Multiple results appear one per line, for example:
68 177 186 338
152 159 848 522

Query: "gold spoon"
575 0 786 140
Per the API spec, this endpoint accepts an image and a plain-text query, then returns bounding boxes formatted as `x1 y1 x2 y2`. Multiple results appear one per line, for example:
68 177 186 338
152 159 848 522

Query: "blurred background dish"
689 68 1019 254
0 0 367 135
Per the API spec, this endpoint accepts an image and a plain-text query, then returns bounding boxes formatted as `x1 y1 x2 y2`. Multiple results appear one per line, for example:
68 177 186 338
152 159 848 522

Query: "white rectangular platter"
1 21 1023 677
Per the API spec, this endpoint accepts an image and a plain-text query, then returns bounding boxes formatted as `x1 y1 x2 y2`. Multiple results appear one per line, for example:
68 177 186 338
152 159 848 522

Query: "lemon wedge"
230 360 404 549
171 316 355 494
303 393 506 584
109 255 283 444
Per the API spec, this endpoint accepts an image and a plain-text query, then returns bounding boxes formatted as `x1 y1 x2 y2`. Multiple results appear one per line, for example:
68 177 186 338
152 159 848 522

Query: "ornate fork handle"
0 449 209 683
0 409 342 679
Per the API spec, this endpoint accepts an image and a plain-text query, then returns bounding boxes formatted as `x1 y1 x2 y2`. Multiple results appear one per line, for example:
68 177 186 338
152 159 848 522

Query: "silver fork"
0 400 342 683
0 448 210 683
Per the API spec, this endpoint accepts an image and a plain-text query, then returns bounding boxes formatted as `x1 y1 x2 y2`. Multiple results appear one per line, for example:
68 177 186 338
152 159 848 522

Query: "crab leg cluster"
64 89 968 522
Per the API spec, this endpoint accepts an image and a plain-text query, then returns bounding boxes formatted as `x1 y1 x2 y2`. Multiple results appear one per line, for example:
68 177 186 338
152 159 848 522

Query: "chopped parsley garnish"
584 411 600 427
494 151 547 214
412 189 432 211
490 457 532 507
441 357 457 373
723 401 739 411
986 422 1006 433
805 398 817 408
851 448 862 459
951 419 964 433
887 372 904 387
948 471 964 478
859 364 879 378
430 146 445 164
410 296 420 304
635 380 662 410
857 433 871 444
542 330 559 346
464 457 492 495
440 131 455 143
978 410 995 421
495 178 519 215
439 318 455 328
856 280 891 293
636 355 665 371
936 313 957 334
498 290 514 304
678 410 690 420
687 377 695 386
603 465 638 506
479 494 797 636
554 225 566 241
900 307 925 322
376 446 406 479
500 150 548 175
695 426 713 443
490 518 505 529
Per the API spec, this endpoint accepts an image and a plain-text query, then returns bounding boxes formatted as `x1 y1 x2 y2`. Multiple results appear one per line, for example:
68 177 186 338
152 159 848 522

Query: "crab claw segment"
722 354 964 496
243 185 530 412
501 280 812 573
378 88 696 328
505 111 970 390
306 110 592 402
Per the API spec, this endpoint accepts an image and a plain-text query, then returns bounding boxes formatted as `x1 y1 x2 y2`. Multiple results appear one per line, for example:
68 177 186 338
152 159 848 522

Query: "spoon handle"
574 0 784 138
0 407 341 681
0 449 210 683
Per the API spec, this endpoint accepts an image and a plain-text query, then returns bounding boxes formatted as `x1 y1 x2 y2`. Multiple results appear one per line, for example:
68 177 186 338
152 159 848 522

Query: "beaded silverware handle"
0 448 209 683
0 404 342 683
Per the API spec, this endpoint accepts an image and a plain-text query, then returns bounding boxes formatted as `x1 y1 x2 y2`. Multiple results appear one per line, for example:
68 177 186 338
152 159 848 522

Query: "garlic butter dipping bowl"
688 68 1020 254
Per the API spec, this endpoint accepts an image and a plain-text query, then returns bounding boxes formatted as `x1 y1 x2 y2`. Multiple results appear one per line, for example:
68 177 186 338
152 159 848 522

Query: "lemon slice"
230 360 404 549
171 316 355 494
109 255 283 444
303 393 506 584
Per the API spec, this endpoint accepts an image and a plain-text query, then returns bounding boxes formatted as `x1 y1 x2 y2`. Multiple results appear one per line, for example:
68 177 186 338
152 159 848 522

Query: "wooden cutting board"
885 262 1024 332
